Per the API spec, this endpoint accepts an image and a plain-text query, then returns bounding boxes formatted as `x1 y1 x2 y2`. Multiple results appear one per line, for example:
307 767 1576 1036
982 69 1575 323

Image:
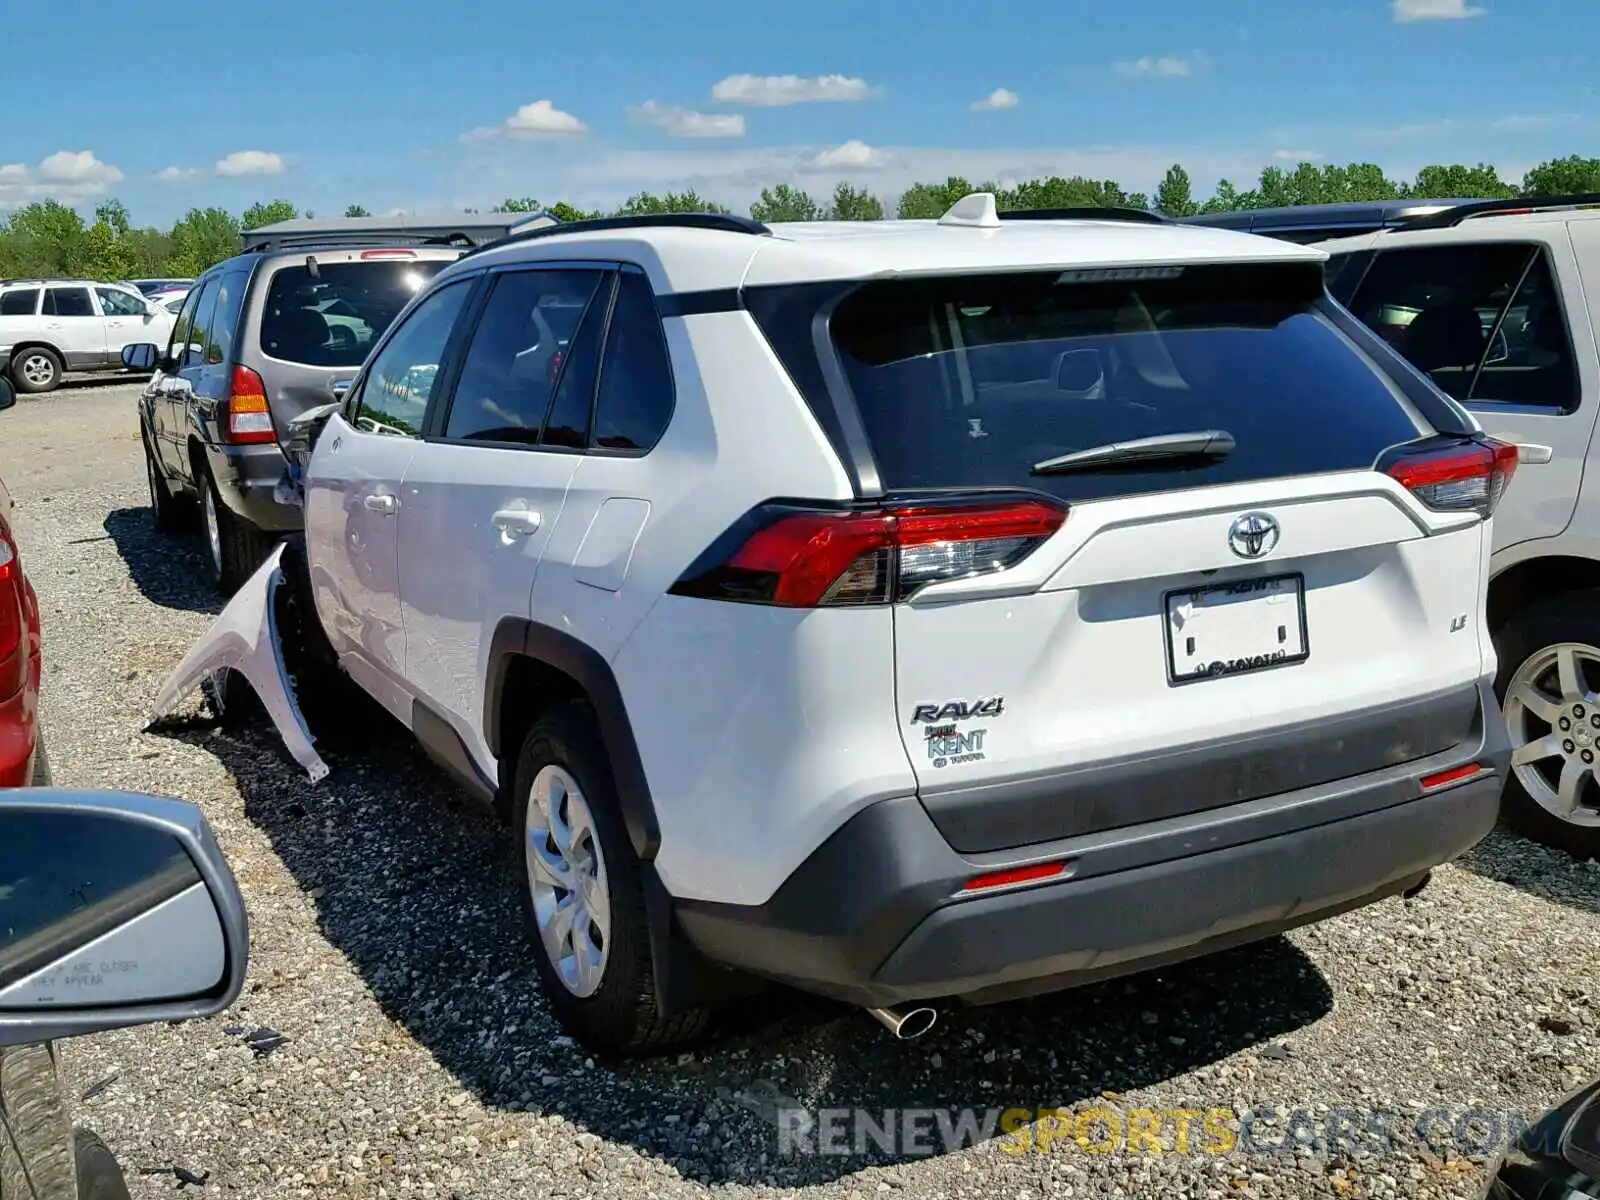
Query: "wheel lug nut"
1565 739 1578 754
1586 750 1596 765
1577 704 1588 719
1591 714 1600 729
1561 717 1573 730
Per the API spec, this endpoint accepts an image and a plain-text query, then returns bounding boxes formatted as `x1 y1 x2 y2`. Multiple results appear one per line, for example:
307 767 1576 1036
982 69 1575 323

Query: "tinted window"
261 260 450 367
444 269 608 444
807 263 1421 504
1346 244 1579 411
1323 250 1372 305
353 279 472 438
0 289 38 316
591 272 675 452
540 282 612 449
182 279 219 370
204 271 248 366
96 287 147 317
43 287 93 318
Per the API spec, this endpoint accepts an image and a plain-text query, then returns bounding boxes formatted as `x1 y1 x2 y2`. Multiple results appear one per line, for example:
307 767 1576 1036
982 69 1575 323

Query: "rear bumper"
675 680 1509 1007
202 441 302 534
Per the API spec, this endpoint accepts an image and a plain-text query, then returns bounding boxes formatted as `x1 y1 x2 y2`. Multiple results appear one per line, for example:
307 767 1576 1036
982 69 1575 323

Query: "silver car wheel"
20 353 54 388
525 764 611 997
1505 641 1600 828
201 486 222 577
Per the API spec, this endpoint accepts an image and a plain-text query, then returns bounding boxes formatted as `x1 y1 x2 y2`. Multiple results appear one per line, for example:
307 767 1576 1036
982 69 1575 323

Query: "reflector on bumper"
146 543 329 783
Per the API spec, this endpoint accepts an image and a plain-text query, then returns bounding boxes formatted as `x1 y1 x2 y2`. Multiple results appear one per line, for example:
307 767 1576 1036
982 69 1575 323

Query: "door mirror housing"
122 343 161 372
0 788 249 1046
0 378 14 412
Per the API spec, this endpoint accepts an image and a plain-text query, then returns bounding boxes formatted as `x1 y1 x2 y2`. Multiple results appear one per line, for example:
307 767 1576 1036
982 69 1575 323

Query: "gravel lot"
6 379 1600 1199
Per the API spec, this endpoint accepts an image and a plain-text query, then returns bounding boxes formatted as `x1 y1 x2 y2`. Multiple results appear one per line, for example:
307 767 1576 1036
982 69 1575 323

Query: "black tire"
144 434 189 533
198 463 277 596
1494 590 1600 859
29 732 50 785
511 701 711 1055
10 346 63 395
73 1128 133 1200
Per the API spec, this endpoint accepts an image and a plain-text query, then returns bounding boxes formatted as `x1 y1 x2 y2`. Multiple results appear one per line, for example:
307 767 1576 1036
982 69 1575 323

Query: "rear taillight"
669 498 1067 607
1383 436 1518 518
0 536 21 662
225 365 276 445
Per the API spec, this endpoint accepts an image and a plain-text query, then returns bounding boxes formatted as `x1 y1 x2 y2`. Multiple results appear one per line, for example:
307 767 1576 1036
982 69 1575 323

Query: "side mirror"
0 788 248 1046
122 343 161 372
0 378 14 412
1055 348 1105 396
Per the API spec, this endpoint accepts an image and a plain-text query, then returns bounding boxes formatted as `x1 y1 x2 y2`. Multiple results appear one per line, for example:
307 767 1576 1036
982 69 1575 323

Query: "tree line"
3 155 1597 282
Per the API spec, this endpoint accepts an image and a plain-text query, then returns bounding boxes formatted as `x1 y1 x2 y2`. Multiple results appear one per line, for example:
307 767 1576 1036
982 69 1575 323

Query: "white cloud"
0 150 122 207
216 150 285 177
711 73 878 107
970 88 1020 112
628 101 745 139
463 99 588 142
1114 55 1197 79
808 140 889 170
1393 0 1484 21
155 165 198 182
1272 148 1326 161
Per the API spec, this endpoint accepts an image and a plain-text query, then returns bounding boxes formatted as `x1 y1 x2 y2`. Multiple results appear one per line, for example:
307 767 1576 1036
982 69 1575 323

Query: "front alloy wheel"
525 764 611 998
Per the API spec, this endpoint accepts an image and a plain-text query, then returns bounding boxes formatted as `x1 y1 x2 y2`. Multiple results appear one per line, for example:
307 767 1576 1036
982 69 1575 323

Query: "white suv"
0 279 175 393
162 198 1516 1054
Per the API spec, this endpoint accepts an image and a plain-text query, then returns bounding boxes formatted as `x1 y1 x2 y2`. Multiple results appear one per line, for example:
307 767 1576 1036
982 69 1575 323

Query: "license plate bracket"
1163 572 1309 686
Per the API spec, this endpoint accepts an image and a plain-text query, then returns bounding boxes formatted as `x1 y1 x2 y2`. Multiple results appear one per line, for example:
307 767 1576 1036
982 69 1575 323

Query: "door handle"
363 493 398 514
1516 442 1554 465
491 508 542 537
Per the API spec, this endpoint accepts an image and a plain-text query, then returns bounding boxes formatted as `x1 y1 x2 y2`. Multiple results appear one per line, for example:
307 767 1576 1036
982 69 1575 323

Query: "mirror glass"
0 810 225 1009
121 343 159 372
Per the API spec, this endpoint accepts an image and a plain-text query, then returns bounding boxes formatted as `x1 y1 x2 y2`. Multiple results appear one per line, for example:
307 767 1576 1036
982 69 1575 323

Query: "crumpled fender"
147 543 330 783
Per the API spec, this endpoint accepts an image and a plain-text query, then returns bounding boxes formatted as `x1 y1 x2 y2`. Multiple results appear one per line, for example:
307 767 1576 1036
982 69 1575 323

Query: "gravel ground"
5 380 1600 1199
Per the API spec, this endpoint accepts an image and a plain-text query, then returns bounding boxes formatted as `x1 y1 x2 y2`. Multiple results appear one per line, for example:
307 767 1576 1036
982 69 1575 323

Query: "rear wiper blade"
1031 429 1237 475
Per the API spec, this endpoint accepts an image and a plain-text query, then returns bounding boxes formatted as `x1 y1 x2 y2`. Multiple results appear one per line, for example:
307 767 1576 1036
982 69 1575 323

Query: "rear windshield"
260 260 451 367
820 263 1423 503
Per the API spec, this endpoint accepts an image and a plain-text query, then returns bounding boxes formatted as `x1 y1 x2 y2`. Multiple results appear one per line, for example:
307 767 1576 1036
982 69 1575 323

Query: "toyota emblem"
1227 512 1280 559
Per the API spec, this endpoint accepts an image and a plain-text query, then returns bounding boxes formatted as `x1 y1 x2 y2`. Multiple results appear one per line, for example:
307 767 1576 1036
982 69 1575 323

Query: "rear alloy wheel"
10 347 62 395
1497 592 1600 858
197 464 276 596
511 702 711 1054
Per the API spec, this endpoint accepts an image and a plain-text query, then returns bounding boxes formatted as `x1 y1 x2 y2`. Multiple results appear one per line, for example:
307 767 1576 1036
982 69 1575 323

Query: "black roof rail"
1399 193 1600 232
459 211 771 260
240 232 479 254
997 206 1170 226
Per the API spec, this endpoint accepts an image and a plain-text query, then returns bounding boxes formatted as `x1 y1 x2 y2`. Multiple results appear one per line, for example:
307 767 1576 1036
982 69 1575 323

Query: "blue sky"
3 0 1595 224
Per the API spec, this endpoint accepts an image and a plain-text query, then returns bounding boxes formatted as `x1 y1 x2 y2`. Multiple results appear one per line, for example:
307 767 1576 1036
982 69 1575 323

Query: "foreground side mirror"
122 343 163 372
0 378 14 412
0 788 249 1046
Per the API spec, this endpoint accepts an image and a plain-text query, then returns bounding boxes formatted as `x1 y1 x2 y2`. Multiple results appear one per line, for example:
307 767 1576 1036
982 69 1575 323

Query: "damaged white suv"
157 198 1516 1055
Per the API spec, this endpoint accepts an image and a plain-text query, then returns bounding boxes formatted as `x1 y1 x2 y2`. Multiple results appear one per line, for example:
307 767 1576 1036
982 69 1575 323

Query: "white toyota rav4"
158 196 1516 1054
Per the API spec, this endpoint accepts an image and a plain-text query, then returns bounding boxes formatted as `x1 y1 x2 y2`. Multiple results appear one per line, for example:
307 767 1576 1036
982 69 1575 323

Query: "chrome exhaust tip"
865 1005 938 1040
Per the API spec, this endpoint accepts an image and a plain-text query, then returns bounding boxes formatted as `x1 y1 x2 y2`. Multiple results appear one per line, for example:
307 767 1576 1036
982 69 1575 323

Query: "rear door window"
351 279 473 438
591 271 676 453
442 268 609 445
815 263 1423 504
43 286 94 318
1343 243 1580 412
260 259 450 367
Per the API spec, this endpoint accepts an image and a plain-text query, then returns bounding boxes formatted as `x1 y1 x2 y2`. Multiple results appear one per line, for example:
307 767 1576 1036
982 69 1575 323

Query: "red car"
0 379 43 786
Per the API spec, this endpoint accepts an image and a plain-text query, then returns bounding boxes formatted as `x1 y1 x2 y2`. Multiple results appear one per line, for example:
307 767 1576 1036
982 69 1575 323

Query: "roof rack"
240 212 559 254
458 211 772 260
1399 193 1600 232
998 206 1170 226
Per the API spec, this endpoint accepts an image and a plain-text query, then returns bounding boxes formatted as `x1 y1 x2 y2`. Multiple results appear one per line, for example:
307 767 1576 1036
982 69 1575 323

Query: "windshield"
260 260 450 367
822 263 1424 504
